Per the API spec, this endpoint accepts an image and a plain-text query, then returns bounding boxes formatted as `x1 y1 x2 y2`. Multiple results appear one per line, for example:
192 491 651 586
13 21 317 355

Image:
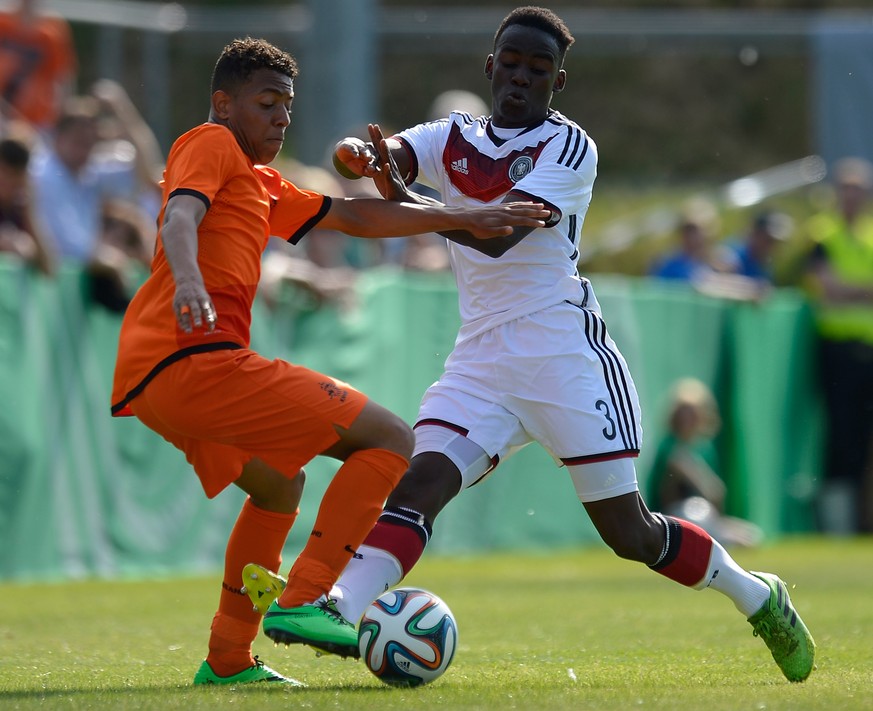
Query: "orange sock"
280 448 408 608
207 497 297 677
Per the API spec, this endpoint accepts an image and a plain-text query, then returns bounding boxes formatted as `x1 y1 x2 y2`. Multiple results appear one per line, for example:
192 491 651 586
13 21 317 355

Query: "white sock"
703 539 770 617
330 544 403 624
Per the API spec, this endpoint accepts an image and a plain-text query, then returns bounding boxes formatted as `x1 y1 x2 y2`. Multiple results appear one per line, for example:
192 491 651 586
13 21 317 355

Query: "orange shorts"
129 348 368 497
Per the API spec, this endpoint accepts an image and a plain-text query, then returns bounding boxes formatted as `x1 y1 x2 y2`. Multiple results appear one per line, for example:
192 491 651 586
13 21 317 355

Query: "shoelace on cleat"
752 614 798 654
251 655 284 681
315 599 353 627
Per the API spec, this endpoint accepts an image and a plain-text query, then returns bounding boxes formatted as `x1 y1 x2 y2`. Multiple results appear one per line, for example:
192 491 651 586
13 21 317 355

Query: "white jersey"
396 109 596 345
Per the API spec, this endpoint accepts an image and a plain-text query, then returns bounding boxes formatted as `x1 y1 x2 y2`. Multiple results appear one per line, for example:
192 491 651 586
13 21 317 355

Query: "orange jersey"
0 11 76 127
111 122 330 416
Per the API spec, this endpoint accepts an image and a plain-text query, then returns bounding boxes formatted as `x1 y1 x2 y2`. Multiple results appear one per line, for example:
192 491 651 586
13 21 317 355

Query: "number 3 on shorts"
595 399 617 440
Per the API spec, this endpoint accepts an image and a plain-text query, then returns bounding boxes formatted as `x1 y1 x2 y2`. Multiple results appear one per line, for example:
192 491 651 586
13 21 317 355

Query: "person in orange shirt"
0 0 76 130
110 37 546 687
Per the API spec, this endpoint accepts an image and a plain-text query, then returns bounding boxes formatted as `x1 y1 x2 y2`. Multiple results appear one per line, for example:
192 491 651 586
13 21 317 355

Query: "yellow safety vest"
807 211 873 344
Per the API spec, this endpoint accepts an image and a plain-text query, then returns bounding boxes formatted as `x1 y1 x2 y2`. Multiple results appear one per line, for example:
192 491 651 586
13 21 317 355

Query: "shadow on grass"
0 681 404 701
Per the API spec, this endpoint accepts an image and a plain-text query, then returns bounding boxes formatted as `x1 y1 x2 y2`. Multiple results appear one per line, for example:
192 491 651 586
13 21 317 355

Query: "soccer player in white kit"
258 6 815 682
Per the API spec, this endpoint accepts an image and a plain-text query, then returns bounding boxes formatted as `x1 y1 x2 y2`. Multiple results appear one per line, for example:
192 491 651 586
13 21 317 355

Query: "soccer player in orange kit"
110 37 547 686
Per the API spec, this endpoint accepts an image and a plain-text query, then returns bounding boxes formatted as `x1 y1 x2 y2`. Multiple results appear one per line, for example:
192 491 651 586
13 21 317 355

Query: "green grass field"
1 537 871 710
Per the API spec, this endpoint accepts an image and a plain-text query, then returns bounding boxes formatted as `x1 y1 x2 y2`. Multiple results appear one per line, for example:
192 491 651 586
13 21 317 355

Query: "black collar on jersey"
485 111 552 147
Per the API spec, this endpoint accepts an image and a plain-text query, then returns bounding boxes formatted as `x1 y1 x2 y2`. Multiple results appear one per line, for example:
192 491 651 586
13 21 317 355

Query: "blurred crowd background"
2 0 873 581
7 0 873 280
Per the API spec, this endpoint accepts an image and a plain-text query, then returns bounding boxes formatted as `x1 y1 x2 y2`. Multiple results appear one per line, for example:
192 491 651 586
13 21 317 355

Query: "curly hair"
210 37 298 96
493 6 575 62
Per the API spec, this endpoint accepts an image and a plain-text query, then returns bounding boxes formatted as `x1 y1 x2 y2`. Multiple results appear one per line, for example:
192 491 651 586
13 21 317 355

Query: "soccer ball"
358 587 458 687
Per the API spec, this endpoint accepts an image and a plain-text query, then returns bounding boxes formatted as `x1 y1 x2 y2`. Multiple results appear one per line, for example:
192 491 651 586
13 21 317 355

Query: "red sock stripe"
651 516 713 587
363 520 425 576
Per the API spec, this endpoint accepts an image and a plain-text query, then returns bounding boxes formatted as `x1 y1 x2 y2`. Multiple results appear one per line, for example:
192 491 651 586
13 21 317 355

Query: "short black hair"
494 6 575 63
0 136 30 170
211 37 298 96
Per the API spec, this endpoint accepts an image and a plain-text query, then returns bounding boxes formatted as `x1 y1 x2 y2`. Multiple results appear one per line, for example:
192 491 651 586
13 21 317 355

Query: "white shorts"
414 300 643 496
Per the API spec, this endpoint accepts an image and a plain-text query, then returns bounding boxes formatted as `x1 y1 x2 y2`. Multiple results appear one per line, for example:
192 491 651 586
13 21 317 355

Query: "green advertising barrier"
0 261 822 581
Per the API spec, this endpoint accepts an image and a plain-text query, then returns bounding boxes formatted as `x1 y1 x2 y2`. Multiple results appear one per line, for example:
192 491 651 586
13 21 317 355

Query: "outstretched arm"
334 124 544 257
318 196 548 241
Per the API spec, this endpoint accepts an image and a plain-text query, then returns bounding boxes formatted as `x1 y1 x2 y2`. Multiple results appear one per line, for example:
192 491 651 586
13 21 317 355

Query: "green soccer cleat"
192 656 305 686
263 597 360 659
747 572 816 682
242 563 287 615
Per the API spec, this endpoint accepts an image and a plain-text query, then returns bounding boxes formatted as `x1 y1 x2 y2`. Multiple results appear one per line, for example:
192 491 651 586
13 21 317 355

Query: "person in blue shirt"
649 201 720 282
718 210 793 282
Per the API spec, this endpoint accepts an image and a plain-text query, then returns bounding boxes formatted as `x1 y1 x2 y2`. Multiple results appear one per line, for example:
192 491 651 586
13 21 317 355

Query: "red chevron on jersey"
441 122 556 202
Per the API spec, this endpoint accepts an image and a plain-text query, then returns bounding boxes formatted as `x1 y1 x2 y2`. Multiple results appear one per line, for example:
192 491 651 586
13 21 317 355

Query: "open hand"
368 123 409 201
464 202 551 239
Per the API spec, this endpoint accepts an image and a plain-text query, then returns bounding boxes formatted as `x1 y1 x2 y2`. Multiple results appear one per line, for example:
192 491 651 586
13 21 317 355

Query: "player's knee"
286 467 305 502
239 462 305 514
376 413 415 460
266 469 305 514
267 467 304 507
347 401 415 459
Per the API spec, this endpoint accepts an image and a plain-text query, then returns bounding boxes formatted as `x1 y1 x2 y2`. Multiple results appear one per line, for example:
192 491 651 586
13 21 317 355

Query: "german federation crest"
509 155 534 182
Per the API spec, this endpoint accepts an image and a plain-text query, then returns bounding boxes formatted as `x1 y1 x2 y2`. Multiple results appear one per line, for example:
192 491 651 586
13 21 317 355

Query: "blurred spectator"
648 198 721 282
294 164 357 269
0 122 54 274
339 163 401 269
427 89 489 122
717 210 793 282
397 231 451 272
0 0 76 131
693 209 795 302
88 200 155 312
646 378 763 548
804 156 873 534
392 90 488 272
29 83 162 310
649 200 796 303
261 162 358 311
90 78 163 221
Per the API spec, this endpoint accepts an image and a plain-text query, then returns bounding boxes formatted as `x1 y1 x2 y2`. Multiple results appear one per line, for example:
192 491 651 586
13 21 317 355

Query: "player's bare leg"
584 490 815 682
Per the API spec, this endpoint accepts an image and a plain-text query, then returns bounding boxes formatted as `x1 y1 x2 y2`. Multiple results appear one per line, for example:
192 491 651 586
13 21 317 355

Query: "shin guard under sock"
648 514 769 615
649 514 715 589
332 506 433 623
703 539 771 616
364 506 432 575
208 498 297 676
281 448 408 607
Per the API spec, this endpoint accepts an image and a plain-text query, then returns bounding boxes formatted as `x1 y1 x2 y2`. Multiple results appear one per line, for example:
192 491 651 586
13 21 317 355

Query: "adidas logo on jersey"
450 157 469 175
